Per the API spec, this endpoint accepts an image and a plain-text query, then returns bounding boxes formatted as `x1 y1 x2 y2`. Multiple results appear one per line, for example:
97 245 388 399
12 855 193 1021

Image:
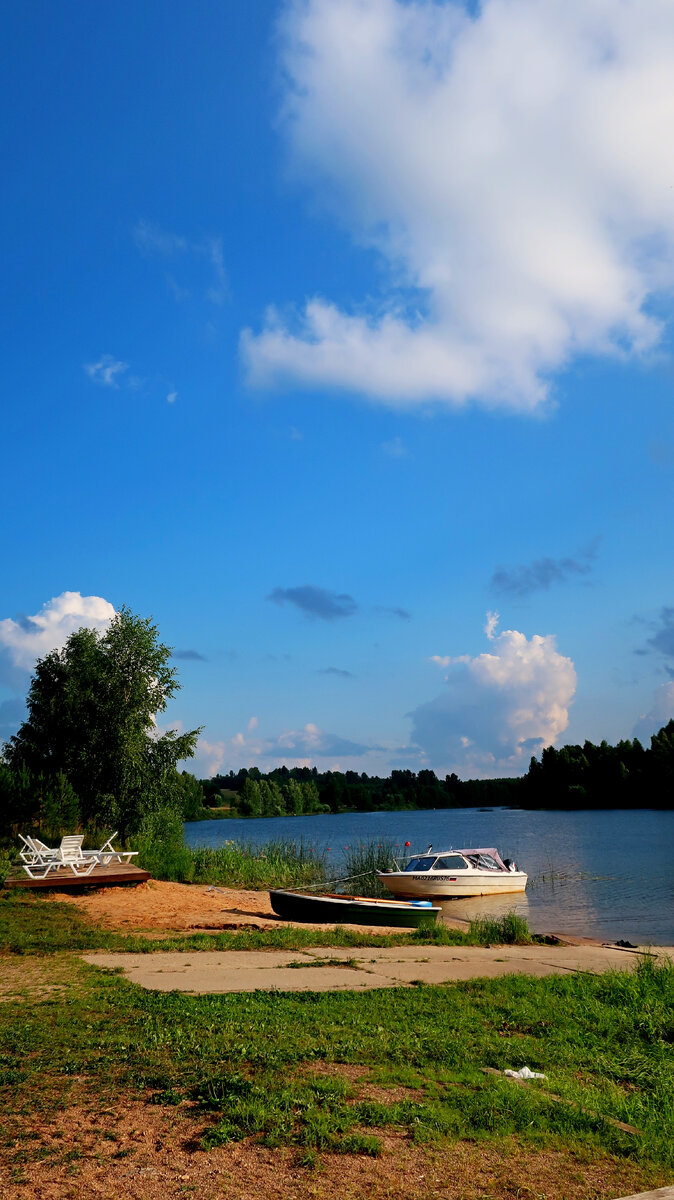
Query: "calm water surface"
184 808 674 944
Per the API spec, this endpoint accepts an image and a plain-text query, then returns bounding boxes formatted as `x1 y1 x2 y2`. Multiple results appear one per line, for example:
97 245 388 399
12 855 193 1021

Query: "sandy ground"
42 878 470 936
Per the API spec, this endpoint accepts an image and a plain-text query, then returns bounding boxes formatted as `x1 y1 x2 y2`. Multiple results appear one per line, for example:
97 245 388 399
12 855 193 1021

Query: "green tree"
175 771 206 821
282 777 305 815
240 777 262 817
4 607 201 839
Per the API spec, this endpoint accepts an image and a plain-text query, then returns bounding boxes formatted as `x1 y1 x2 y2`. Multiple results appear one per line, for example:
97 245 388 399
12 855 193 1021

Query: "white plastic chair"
54 835 98 876
19 834 60 879
19 834 58 865
89 832 139 866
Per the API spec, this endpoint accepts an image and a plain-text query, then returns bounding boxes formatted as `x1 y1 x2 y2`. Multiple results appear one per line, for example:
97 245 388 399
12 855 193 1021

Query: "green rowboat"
269 889 440 928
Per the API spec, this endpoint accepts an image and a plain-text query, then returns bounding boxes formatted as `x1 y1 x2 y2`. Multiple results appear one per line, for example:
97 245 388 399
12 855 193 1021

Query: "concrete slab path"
82 942 674 994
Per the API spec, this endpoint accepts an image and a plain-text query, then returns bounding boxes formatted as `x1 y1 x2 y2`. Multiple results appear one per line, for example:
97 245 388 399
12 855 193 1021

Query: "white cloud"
243 0 674 411
485 611 500 641
632 681 674 744
84 355 128 387
166 390 178 404
411 619 576 773
0 592 116 674
192 721 379 776
429 655 451 669
193 737 227 778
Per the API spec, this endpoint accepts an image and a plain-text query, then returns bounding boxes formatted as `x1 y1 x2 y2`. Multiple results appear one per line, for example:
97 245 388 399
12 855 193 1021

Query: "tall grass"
131 807 328 889
188 840 327 889
468 911 533 945
339 839 398 897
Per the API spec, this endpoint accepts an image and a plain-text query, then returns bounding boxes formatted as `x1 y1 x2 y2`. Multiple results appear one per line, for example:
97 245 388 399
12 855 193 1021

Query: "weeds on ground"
0 955 671 1170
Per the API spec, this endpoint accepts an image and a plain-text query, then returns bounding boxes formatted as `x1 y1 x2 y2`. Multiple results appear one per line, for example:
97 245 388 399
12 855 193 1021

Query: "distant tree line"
521 723 674 809
202 723 674 817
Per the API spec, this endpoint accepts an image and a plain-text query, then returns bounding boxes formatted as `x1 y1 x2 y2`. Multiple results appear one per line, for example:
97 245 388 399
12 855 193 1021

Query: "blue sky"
2 0 674 779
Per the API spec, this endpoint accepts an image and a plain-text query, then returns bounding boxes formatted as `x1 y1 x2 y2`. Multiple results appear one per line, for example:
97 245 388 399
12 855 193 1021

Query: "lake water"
184 807 674 944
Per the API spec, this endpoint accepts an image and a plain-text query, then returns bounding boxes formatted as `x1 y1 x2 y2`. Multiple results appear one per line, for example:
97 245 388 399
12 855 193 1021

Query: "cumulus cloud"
192 737 227 778
319 666 354 678
84 355 128 387
633 681 674 743
0 592 116 677
172 648 207 662
264 723 371 759
194 722 375 776
243 0 674 411
268 584 358 621
410 616 576 773
492 540 599 597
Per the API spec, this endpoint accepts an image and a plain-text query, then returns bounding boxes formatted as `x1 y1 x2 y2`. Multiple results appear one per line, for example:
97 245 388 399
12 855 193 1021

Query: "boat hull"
269 889 440 928
376 871 528 899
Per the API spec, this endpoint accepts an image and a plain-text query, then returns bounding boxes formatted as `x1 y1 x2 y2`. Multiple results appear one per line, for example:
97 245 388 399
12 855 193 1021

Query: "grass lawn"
0 891 672 1198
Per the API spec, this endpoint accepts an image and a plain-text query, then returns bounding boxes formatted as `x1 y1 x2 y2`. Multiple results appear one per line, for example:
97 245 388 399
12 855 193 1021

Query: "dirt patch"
40 880 441 937
42 880 282 934
0 1095 662 1200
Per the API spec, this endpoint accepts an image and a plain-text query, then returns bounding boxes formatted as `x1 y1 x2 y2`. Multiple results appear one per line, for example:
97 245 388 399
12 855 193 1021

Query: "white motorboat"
377 846 527 899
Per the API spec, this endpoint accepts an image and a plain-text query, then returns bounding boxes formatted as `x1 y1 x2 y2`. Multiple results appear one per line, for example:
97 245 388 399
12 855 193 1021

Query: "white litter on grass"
504 1066 546 1080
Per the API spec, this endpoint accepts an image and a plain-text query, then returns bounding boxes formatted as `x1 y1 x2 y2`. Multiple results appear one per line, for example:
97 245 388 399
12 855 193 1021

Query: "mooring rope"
206 868 384 896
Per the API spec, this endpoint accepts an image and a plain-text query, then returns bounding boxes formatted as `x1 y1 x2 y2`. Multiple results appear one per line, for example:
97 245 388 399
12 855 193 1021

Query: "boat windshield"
431 855 469 871
466 853 501 871
403 856 436 873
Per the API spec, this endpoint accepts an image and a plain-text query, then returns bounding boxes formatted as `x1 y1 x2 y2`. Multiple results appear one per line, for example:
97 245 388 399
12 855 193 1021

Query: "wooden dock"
4 863 151 890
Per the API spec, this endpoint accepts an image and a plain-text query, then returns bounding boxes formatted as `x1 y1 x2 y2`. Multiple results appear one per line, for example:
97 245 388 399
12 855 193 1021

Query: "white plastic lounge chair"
73 832 138 866
19 835 62 879
21 835 96 878
19 834 58 866
92 833 139 865
55 835 98 876
19 831 138 879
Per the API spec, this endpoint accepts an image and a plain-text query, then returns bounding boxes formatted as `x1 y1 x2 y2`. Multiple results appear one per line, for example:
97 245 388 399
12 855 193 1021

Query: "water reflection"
439 892 532 925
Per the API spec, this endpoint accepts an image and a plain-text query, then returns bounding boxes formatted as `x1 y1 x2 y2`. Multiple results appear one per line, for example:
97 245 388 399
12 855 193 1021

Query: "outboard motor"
503 858 517 872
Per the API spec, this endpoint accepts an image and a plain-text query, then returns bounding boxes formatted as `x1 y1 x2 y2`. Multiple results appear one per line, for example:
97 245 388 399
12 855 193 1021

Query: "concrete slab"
82 950 400 993
363 957 560 985
307 942 672 975
82 942 673 995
